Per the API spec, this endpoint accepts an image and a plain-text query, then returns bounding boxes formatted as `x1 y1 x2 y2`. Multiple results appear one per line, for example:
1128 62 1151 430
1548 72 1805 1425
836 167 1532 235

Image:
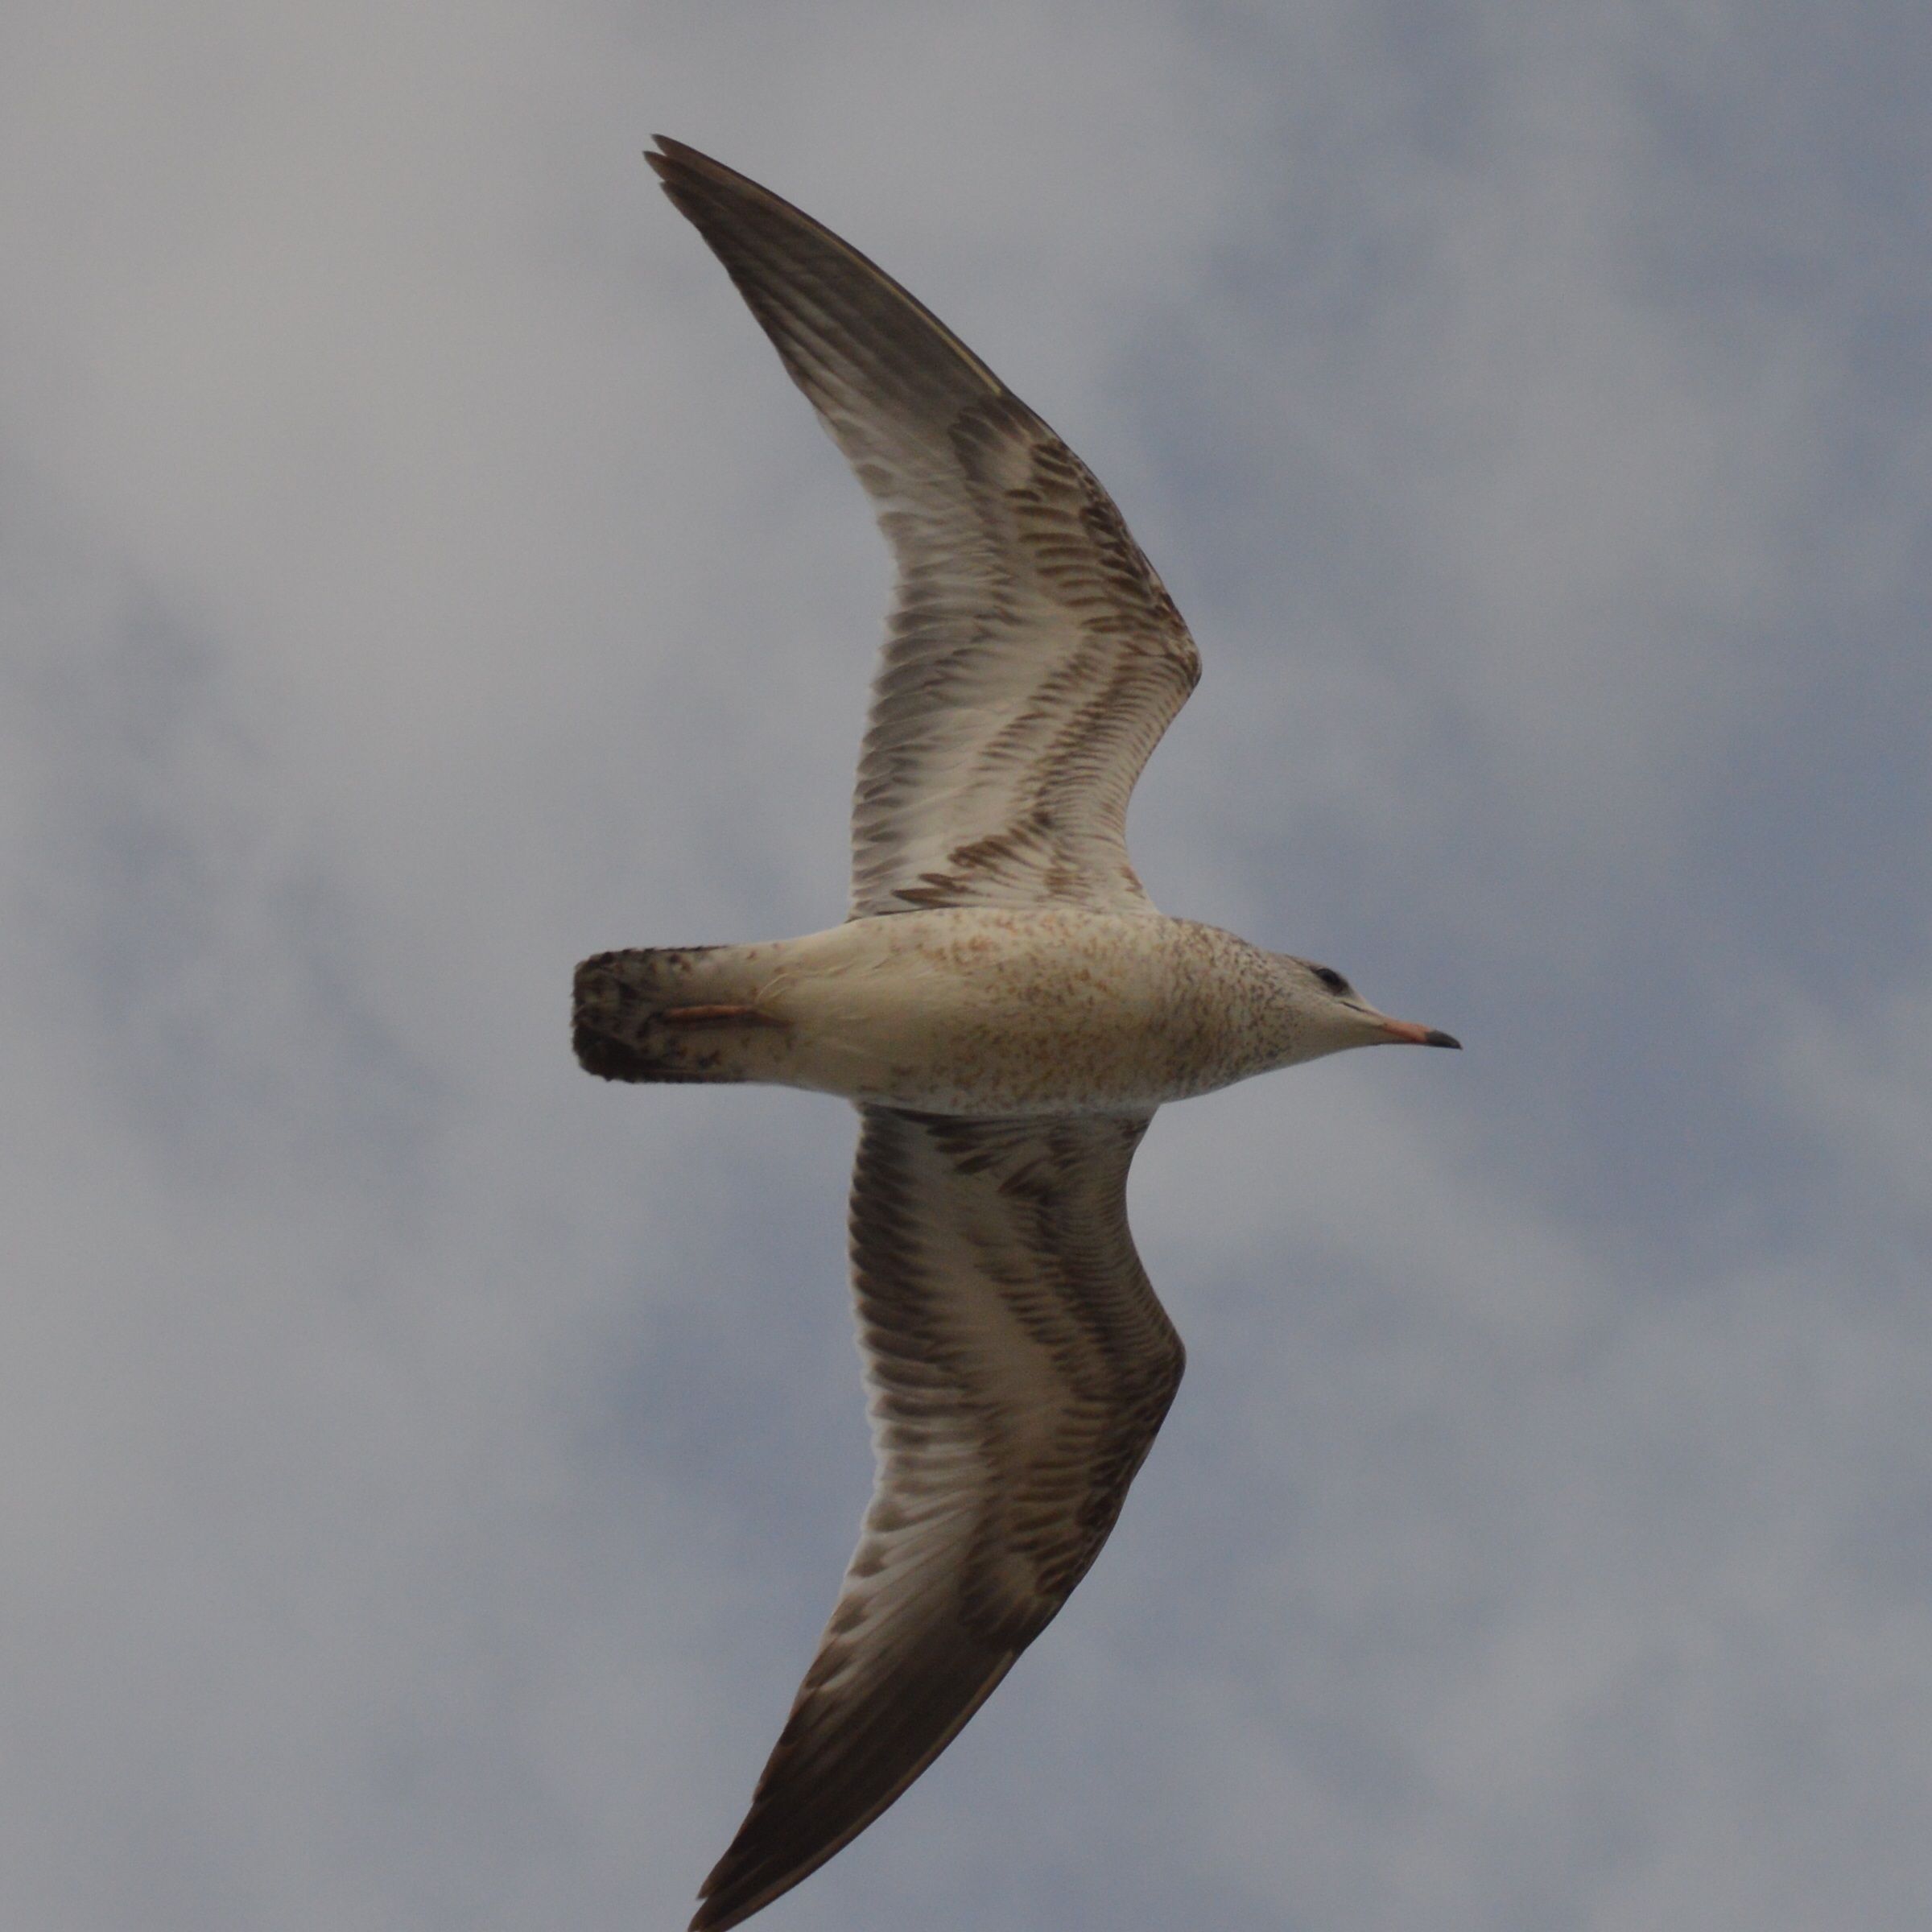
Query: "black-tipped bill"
1379 1018 1463 1049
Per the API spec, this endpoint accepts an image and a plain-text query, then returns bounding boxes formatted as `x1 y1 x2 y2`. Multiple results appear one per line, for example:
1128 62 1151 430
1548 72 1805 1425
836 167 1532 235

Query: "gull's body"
576 904 1405 1117
574 138 1458 1932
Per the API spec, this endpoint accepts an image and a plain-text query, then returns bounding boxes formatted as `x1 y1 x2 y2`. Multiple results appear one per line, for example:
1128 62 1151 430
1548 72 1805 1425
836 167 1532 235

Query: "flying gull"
573 137 1460 1932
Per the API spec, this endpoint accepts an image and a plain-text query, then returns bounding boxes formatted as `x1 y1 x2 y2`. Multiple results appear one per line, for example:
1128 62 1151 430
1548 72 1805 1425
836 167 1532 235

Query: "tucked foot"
661 1003 787 1027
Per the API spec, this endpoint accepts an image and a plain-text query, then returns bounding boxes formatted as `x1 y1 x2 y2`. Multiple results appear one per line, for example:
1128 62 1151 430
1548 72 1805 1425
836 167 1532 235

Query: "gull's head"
1280 955 1462 1060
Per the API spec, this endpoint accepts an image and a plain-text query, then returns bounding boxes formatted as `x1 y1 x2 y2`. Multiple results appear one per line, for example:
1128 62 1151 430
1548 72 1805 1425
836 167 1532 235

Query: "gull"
573 137 1460 1932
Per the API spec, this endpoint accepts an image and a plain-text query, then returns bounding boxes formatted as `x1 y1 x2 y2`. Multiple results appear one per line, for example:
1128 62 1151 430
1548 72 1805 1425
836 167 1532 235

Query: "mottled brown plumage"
692 1108 1182 1931
650 136 1199 922
580 138 1458 1932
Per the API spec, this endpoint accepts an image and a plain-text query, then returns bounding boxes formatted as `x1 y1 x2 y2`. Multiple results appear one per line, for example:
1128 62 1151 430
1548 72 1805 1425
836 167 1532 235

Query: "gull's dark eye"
1311 964 1352 996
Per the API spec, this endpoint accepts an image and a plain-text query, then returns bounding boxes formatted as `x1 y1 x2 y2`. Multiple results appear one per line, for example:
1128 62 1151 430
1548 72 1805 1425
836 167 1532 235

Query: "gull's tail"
573 945 796 1085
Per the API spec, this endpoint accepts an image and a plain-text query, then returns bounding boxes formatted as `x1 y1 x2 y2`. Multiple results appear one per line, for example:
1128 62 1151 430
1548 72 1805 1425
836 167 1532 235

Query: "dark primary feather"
691 1107 1185 1932
646 136 1201 920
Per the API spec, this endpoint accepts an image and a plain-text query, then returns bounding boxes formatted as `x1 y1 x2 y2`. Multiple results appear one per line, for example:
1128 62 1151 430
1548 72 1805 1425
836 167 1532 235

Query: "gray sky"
3 3 1930 1928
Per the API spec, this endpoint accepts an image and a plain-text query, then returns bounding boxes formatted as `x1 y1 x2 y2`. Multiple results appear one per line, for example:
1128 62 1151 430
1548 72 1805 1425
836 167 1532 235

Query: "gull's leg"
660 1003 788 1026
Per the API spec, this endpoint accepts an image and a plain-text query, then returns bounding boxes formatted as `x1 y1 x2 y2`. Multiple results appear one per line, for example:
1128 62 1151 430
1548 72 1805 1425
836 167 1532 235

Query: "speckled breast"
759 907 1302 1117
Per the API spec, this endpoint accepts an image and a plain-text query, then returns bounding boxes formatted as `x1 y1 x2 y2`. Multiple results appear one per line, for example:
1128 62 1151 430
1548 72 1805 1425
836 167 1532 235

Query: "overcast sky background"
3 3 1930 1929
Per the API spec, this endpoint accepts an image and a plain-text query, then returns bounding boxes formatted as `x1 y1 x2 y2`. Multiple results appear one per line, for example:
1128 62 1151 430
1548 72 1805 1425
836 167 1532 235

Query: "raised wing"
692 1106 1186 1932
647 138 1201 919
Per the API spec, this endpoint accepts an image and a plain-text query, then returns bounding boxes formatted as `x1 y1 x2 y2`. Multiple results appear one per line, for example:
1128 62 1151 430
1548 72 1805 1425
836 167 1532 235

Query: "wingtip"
647 134 724 174
687 1893 748 1932
687 1859 797 1932
644 134 702 185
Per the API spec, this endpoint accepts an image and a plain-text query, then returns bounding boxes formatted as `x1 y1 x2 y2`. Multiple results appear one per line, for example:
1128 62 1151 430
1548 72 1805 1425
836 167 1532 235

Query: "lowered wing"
693 1105 1185 1931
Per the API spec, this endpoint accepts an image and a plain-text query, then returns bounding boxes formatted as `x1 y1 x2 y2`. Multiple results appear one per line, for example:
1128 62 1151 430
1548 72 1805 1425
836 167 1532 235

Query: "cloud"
2 2 1929 1929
